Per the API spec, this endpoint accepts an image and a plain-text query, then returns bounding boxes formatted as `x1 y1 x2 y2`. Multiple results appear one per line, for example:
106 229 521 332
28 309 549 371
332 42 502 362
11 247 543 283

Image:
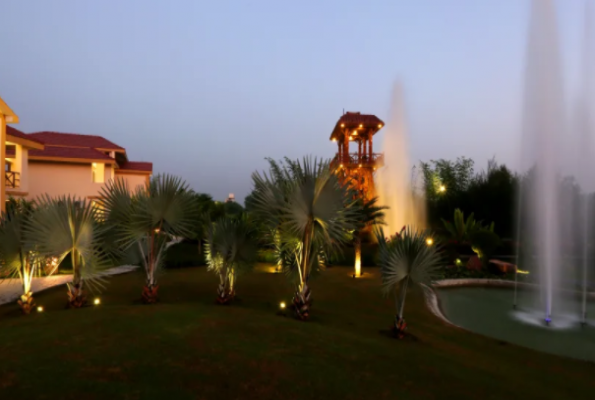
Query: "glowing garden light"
439 185 446 193
517 269 530 275
37 306 44 313
426 238 434 246
94 298 101 305
279 302 286 309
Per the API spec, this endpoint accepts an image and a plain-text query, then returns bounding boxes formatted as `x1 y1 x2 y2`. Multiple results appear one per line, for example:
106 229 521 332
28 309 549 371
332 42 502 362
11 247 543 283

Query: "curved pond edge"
424 279 595 328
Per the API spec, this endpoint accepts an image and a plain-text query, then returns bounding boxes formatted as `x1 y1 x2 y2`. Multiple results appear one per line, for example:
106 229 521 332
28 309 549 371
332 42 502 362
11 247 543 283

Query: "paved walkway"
0 265 139 305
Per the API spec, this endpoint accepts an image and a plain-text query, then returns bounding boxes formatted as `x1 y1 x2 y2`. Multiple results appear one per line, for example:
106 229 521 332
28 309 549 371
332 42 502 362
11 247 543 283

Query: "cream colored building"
0 95 21 212
5 128 152 204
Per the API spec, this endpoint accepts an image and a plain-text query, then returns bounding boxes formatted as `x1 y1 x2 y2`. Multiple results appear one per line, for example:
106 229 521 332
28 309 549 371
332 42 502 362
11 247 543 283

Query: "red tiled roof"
330 112 385 141
28 131 124 150
338 112 384 126
29 147 115 162
117 161 153 173
6 126 44 144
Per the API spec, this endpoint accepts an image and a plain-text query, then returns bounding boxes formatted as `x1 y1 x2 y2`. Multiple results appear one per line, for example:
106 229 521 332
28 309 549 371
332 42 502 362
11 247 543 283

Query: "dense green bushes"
164 240 206 268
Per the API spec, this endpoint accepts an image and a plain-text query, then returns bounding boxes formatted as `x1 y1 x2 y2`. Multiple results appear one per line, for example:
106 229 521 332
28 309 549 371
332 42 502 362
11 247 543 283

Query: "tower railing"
331 153 384 168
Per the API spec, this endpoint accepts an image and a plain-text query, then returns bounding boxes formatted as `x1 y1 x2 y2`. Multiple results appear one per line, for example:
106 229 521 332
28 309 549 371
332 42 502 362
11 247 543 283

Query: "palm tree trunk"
67 250 86 308
17 255 36 314
293 222 313 320
142 232 160 304
398 277 410 319
354 235 362 278
216 267 233 304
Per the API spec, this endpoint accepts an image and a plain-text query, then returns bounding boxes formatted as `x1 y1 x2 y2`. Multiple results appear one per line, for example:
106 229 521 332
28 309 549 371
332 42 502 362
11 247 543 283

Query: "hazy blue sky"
0 0 588 202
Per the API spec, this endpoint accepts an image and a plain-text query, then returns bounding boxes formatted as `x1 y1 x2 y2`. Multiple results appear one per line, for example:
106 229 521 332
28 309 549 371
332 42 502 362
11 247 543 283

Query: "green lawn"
0 265 593 400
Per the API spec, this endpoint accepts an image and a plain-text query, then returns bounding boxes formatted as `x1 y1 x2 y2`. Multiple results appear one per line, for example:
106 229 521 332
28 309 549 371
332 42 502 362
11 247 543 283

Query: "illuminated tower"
329 112 384 201
330 111 385 278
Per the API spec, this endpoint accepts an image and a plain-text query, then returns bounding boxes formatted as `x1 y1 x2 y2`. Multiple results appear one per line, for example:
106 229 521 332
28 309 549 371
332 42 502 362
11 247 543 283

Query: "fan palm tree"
204 215 257 304
251 156 360 320
23 195 109 308
0 199 50 314
353 196 387 277
375 226 443 338
99 175 196 303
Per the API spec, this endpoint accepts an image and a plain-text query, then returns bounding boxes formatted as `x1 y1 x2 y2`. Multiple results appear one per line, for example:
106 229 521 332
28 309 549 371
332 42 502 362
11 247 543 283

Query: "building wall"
0 115 6 211
114 172 148 192
28 161 113 200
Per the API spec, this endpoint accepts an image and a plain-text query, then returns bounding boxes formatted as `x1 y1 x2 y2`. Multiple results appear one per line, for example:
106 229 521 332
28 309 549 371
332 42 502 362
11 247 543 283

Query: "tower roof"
329 112 384 141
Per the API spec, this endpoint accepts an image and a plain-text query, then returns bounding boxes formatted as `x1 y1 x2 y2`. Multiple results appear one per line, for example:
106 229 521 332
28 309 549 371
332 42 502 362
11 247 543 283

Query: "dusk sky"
0 0 588 203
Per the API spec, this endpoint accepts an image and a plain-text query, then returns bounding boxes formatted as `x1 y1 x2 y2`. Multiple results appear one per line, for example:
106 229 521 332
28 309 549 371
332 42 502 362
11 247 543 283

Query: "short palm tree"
23 195 109 308
99 175 196 303
375 226 443 338
204 215 257 304
0 200 49 314
251 157 360 320
353 196 387 277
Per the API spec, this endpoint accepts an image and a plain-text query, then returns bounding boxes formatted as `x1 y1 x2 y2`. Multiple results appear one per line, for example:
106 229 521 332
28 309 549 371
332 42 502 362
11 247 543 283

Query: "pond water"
437 287 595 362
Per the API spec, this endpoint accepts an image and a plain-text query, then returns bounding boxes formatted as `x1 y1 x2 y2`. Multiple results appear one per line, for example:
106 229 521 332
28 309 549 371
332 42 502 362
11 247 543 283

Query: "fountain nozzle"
545 317 552 326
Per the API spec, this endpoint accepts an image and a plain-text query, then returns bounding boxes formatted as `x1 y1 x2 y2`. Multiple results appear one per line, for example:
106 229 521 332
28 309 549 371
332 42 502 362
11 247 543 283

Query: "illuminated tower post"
330 112 384 201
330 112 384 277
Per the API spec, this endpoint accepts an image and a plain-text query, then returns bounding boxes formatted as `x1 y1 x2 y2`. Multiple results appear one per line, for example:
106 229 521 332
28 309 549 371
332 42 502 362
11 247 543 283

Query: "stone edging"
0 265 139 306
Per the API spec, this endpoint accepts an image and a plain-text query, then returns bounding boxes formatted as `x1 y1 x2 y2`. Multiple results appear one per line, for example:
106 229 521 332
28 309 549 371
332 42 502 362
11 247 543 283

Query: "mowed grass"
0 265 594 400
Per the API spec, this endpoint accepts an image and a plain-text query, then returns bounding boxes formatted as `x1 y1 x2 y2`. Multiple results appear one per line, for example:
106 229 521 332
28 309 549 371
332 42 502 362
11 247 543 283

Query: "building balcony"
331 153 384 169
5 171 20 189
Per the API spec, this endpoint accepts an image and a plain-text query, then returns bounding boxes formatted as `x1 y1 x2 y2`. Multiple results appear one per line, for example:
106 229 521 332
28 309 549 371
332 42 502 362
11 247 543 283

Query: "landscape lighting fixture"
280 302 286 309
94 298 101 305
439 185 446 193
37 306 44 313
426 238 434 246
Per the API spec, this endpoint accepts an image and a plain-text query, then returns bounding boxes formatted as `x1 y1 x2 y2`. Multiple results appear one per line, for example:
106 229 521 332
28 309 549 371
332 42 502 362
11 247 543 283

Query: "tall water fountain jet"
376 83 426 234
518 0 564 325
577 0 594 326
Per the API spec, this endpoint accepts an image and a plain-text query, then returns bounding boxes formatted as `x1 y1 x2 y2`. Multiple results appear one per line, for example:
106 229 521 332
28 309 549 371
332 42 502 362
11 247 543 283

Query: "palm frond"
205 216 257 277
375 226 444 296
23 195 110 291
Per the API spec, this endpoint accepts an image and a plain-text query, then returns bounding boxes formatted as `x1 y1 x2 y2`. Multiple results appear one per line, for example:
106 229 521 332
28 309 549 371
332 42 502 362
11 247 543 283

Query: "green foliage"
354 196 387 234
164 241 206 268
441 208 494 243
99 175 197 285
423 158 518 238
437 265 516 280
205 215 257 293
5 196 35 216
23 195 109 291
0 199 46 294
375 226 444 319
421 157 475 202
469 229 501 265
250 157 361 287
376 226 444 292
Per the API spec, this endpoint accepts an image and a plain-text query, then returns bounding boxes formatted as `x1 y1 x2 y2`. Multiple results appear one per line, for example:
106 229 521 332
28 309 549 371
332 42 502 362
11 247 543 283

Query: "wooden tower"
330 112 385 201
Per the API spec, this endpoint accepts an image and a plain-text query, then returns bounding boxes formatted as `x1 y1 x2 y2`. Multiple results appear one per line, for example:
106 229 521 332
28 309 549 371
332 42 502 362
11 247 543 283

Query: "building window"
5 161 11 172
92 163 105 183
